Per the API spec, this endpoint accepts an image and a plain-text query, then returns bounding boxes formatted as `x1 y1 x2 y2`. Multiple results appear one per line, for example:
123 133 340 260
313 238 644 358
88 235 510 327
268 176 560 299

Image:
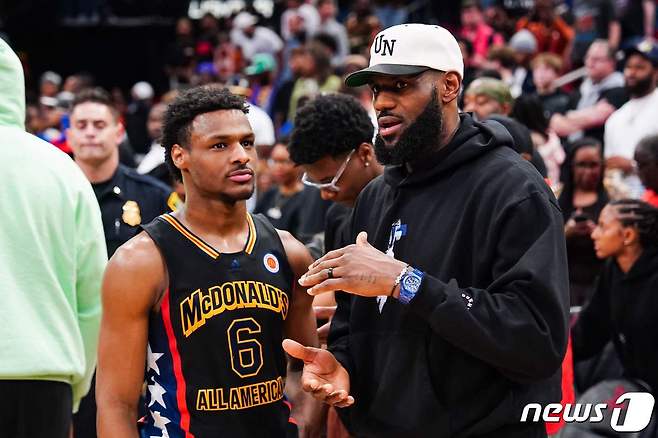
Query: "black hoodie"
328 114 569 437
572 247 658 394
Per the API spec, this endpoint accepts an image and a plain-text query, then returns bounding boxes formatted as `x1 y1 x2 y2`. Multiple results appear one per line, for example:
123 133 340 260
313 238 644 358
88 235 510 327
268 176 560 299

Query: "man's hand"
282 339 354 408
299 232 407 297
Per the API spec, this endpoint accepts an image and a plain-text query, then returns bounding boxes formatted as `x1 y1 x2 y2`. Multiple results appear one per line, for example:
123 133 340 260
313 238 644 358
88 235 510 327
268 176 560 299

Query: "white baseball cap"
234 12 258 30
132 81 154 100
345 23 464 87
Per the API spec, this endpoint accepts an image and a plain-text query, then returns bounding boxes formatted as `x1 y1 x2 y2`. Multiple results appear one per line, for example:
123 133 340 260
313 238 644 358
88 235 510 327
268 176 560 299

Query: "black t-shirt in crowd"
323 202 352 253
571 0 617 62
567 86 628 143
254 185 330 244
617 0 648 42
270 79 295 128
539 90 572 117
562 195 609 296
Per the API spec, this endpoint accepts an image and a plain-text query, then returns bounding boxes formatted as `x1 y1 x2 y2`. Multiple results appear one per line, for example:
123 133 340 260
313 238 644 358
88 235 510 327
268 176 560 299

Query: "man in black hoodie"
283 23 569 437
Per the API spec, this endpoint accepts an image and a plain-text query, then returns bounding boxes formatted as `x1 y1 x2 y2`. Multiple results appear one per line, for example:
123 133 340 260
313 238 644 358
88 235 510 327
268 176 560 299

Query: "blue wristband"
398 267 424 305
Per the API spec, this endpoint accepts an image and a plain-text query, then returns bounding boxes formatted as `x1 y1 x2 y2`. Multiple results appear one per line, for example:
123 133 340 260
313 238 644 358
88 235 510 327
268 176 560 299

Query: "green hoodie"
0 38 107 411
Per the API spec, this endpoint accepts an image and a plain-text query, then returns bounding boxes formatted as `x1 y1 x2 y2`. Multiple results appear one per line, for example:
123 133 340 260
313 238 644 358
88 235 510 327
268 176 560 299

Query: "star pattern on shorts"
147 343 164 375
148 380 167 409
150 409 171 438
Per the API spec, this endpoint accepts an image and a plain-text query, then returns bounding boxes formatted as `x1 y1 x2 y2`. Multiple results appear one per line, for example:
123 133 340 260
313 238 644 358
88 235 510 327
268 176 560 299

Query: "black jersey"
140 212 295 438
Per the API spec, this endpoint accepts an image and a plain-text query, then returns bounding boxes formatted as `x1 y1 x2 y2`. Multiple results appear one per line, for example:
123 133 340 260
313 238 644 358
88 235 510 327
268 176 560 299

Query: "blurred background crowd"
5 0 658 302
2 0 658 436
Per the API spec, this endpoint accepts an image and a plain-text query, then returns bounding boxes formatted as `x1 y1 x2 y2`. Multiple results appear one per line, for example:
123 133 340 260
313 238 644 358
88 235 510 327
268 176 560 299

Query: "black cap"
625 38 658 67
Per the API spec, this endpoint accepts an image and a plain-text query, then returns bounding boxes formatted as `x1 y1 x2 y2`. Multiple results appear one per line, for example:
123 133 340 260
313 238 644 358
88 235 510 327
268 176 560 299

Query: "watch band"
398 267 424 305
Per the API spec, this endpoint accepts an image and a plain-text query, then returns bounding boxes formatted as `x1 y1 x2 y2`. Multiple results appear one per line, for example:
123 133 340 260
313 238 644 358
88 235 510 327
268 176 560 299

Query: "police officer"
67 87 172 437
68 87 173 257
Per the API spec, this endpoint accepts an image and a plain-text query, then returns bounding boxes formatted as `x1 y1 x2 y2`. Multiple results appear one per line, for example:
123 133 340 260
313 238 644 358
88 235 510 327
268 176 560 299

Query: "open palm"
282 339 354 408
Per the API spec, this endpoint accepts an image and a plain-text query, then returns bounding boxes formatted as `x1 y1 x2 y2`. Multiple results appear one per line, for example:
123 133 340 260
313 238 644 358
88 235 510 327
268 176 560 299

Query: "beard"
374 88 443 166
626 74 655 97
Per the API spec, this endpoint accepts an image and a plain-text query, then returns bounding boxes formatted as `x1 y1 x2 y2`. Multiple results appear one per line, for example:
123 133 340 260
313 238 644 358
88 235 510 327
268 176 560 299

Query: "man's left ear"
442 72 462 104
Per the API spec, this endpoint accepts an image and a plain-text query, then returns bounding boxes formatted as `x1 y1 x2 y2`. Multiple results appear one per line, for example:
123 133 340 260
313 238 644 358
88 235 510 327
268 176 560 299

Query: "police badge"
122 200 142 226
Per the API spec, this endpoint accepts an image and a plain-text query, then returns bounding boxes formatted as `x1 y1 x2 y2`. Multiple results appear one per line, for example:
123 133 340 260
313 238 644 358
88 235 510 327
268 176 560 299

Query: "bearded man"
283 23 570 438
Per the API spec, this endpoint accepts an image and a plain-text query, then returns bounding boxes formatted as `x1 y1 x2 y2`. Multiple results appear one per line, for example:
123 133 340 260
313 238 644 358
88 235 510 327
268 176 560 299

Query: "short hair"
475 69 503 80
317 0 336 7
569 136 602 152
487 46 517 70
531 52 563 72
462 0 482 10
637 134 658 162
588 39 616 61
161 85 249 182
288 93 374 165
71 87 118 120
312 33 339 55
307 42 333 77
511 94 549 135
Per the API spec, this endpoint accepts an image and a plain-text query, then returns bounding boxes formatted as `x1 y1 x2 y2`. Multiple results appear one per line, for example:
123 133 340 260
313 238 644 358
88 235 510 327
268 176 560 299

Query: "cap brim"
345 64 430 87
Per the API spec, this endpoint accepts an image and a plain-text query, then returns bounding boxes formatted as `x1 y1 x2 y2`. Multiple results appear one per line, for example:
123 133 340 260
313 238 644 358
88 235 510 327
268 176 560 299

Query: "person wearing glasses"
255 139 331 245
287 92 382 436
558 137 609 306
288 93 382 252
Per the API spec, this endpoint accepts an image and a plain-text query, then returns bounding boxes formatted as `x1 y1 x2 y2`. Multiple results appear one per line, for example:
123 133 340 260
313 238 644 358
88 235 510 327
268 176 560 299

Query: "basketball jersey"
140 212 295 438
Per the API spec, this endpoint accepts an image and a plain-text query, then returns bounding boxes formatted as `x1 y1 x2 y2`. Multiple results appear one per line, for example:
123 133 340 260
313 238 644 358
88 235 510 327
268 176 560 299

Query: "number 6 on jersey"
227 318 264 378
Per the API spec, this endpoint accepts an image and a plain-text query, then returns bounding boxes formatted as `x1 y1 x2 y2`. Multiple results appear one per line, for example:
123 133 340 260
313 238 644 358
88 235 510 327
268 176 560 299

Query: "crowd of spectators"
5 0 658 436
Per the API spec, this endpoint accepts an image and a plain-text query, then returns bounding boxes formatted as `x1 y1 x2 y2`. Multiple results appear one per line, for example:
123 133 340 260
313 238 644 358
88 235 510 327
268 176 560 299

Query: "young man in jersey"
97 86 320 437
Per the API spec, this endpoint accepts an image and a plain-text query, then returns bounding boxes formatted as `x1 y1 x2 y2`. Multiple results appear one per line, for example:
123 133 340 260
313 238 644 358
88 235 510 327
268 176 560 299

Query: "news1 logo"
520 392 655 432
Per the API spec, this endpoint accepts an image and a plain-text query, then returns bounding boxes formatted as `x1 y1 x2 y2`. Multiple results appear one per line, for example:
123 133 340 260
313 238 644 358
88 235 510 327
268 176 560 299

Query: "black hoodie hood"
384 113 514 188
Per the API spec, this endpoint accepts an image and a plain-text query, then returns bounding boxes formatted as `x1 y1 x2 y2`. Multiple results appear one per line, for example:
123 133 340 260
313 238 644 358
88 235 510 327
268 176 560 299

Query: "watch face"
402 273 421 293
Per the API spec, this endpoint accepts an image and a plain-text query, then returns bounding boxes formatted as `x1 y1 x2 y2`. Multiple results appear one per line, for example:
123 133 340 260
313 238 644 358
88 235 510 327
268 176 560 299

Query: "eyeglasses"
301 150 355 192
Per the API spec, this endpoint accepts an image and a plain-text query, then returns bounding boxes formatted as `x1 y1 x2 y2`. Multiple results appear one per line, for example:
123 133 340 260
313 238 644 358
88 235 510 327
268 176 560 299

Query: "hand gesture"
282 339 354 408
299 232 407 297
